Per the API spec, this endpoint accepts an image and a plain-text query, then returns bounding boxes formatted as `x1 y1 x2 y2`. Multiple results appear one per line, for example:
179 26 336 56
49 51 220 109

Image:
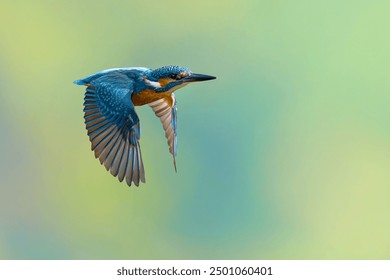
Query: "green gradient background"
1 0 389 259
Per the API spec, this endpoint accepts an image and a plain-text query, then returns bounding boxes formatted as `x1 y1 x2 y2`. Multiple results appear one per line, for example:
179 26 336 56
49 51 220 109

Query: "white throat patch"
145 78 162 88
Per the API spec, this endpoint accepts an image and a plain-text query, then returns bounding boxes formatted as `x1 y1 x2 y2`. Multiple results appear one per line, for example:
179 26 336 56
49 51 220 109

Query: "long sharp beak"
184 73 216 82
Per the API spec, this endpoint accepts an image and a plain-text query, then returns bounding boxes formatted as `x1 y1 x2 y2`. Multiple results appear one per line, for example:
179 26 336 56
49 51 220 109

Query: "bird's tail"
73 79 87 85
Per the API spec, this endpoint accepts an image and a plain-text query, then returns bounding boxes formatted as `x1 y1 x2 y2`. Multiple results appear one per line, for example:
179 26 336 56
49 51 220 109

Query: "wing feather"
82 73 145 186
148 93 178 171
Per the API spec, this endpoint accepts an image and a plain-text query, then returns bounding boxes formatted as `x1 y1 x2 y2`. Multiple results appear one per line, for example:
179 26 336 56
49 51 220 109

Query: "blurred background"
0 0 389 259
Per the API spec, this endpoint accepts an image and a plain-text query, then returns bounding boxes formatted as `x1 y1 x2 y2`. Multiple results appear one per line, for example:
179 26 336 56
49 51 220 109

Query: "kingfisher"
74 65 216 187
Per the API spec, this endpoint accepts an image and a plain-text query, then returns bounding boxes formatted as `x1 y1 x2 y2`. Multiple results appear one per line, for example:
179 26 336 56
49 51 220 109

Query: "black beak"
184 73 216 82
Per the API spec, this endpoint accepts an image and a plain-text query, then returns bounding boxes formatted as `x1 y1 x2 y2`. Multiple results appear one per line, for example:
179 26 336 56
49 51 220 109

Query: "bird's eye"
170 74 178 80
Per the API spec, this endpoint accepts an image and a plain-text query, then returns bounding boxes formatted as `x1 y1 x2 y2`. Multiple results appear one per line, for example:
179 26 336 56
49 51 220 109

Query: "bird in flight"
74 65 216 187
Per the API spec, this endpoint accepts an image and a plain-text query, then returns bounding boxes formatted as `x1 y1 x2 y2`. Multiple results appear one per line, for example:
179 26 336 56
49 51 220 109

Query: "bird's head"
145 65 216 93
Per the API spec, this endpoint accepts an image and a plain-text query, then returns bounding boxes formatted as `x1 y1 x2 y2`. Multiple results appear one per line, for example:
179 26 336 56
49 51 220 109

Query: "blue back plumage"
91 73 136 128
74 67 150 86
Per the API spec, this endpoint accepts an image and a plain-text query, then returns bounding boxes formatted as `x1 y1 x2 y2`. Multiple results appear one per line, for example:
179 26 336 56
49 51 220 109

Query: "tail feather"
73 79 87 85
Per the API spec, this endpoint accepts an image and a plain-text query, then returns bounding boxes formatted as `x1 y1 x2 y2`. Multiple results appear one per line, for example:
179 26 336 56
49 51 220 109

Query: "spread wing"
148 93 178 171
83 73 145 186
